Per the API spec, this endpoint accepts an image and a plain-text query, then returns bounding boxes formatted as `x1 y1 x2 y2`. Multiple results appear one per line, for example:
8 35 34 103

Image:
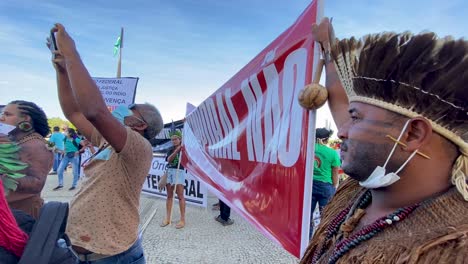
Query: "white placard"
92 77 138 111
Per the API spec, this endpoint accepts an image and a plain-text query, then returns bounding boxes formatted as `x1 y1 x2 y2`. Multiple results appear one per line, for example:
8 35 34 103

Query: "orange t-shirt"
66 127 152 255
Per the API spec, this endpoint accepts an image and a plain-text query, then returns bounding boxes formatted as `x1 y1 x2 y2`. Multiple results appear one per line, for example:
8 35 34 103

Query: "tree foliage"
47 117 75 134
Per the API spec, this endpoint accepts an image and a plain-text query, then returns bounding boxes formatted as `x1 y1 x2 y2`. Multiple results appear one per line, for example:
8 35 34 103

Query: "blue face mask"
94 105 132 161
112 105 132 124
94 147 111 161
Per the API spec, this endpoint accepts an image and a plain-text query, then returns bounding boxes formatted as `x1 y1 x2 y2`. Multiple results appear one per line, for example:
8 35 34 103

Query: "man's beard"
341 138 397 182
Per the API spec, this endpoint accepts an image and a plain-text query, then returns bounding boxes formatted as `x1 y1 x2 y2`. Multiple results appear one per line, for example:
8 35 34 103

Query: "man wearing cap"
310 128 341 238
49 24 163 263
301 18 468 263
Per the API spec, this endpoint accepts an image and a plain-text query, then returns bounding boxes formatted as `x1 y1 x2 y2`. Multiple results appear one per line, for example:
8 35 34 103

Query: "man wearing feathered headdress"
301 18 467 263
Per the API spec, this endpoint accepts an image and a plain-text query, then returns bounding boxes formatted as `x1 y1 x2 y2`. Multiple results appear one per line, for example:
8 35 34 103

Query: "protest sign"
92 77 138 111
181 0 323 257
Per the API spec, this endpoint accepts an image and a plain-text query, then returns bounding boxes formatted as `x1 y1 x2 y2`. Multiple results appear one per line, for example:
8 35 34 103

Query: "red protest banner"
182 1 322 257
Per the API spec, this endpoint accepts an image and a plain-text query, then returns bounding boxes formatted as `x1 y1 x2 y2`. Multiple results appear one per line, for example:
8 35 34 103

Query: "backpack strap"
18 202 69 264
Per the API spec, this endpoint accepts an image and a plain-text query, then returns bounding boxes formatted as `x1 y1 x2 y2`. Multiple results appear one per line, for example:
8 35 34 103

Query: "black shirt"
165 146 184 170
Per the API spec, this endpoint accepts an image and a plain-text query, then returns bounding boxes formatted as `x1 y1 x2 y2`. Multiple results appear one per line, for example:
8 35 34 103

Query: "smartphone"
50 31 58 52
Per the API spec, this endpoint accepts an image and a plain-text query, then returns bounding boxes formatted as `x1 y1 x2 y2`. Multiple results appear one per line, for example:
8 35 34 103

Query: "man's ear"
133 122 148 132
404 117 432 152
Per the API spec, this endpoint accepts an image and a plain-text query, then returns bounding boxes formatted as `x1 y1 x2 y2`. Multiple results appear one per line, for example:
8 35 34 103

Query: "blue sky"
1 0 466 132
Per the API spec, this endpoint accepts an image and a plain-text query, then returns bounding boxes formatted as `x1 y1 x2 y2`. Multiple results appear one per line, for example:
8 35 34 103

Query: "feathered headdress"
170 130 182 139
330 32 468 200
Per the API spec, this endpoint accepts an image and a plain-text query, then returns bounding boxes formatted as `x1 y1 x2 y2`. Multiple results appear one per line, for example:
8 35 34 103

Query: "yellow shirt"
66 127 152 255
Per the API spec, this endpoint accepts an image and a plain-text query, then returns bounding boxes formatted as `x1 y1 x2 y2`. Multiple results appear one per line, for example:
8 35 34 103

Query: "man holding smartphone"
48 24 163 263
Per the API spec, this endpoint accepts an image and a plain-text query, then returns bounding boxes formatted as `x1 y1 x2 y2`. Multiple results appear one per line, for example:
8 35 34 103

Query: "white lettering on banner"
186 48 307 167
249 74 265 162
241 79 257 162
224 89 241 160
263 64 281 164
199 102 216 157
216 92 232 159
190 110 205 147
240 48 307 167
186 89 241 161
206 98 224 158
194 112 206 147
242 75 263 162
278 48 307 167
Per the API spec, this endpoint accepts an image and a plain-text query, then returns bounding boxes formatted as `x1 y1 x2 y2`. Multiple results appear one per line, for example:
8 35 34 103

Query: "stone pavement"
43 171 300 264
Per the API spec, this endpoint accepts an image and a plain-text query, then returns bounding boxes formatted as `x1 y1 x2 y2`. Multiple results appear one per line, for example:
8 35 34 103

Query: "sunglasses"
128 104 148 124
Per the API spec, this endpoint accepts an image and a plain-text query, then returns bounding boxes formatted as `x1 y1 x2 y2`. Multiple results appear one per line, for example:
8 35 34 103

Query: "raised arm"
49 44 94 142
52 24 128 152
312 18 350 129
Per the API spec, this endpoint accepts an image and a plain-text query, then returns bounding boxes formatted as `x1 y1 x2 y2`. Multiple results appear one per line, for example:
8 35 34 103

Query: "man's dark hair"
9 100 50 137
53 126 60 132
316 128 333 139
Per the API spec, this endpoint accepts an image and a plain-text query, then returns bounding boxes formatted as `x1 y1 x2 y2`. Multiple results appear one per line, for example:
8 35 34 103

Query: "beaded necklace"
310 190 420 264
15 132 45 145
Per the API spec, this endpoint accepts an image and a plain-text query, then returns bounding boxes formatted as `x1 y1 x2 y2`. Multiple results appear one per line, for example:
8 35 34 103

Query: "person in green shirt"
310 128 341 237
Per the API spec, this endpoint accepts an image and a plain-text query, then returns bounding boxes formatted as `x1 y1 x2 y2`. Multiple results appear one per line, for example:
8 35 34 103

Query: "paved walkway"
43 171 299 264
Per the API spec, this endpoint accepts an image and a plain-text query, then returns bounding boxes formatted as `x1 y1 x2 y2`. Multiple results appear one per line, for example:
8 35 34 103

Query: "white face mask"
359 120 419 189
